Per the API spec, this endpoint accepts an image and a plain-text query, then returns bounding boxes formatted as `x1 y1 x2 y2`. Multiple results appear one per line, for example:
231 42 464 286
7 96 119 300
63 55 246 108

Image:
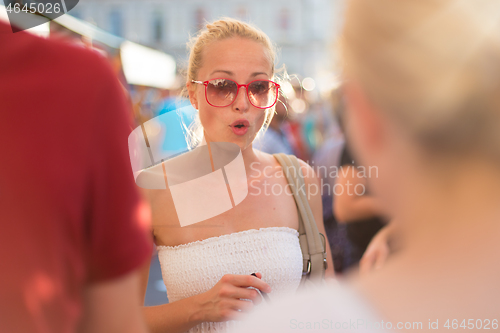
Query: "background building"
70 0 343 88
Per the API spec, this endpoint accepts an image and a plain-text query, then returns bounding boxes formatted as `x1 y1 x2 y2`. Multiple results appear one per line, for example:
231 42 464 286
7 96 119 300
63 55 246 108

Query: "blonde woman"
139 18 335 333
237 0 500 330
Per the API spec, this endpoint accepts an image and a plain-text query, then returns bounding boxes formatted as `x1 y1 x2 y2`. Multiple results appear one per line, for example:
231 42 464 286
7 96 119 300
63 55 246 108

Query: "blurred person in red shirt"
0 21 152 333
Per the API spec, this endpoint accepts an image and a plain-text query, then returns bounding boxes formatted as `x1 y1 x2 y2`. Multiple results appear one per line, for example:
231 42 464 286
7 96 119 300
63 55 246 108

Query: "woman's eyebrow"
208 70 269 77
210 70 233 76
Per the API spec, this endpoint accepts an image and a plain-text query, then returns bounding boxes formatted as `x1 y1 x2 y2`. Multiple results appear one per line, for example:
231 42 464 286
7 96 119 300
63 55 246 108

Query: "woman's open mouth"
230 119 250 136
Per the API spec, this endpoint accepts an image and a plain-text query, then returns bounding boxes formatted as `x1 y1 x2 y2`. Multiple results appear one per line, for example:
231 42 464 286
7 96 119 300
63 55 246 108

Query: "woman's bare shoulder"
295 158 319 186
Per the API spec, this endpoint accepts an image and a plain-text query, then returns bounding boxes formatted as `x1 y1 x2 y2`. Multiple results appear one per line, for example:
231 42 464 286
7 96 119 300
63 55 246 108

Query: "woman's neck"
202 134 262 170
240 143 260 166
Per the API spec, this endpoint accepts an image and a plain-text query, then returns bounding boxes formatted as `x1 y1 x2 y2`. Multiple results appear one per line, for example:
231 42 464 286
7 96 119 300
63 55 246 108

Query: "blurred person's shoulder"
233 282 387 333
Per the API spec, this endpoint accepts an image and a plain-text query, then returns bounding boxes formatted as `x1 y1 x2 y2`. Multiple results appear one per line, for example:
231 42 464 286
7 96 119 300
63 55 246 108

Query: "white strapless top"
157 227 303 333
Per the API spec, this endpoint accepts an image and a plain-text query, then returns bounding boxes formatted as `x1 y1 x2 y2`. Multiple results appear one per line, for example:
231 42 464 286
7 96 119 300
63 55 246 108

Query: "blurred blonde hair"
340 0 500 161
184 18 280 148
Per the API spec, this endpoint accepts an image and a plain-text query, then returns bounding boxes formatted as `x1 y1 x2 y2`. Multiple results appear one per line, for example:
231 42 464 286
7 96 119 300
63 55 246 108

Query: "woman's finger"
221 274 271 293
229 299 255 313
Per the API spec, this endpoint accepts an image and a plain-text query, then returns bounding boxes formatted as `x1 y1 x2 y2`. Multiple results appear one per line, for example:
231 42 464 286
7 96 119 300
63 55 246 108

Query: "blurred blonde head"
341 0 500 162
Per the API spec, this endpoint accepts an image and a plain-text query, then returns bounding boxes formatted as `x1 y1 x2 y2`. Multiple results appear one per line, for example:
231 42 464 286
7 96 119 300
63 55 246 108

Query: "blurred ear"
344 82 386 163
187 82 199 110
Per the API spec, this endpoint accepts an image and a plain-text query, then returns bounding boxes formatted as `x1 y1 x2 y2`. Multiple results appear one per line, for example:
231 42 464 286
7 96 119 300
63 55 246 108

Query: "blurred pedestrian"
333 144 388 270
0 21 152 333
311 90 346 273
255 96 294 155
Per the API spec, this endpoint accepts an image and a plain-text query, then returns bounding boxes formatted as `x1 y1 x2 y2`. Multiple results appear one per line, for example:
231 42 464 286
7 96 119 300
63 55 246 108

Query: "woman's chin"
214 135 253 150
203 129 258 152
232 139 252 152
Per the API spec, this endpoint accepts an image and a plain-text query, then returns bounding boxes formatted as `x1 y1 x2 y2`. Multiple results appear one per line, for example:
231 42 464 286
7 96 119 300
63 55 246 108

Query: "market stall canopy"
120 41 176 89
0 4 176 89
53 11 124 48
55 13 177 89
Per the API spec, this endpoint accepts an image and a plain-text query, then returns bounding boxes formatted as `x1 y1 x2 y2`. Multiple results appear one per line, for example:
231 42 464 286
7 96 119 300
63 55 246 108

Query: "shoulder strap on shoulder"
273 153 326 281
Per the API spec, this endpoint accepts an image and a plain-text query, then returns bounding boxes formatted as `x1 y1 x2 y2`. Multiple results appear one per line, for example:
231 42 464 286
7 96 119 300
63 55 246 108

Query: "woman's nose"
233 86 249 112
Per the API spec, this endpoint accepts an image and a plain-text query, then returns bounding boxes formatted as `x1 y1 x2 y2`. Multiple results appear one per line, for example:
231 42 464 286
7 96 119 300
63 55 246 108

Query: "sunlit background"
1 0 343 116
0 0 347 305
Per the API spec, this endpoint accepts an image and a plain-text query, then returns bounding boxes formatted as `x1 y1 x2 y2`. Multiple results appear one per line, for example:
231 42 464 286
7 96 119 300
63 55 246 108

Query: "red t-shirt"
0 22 153 332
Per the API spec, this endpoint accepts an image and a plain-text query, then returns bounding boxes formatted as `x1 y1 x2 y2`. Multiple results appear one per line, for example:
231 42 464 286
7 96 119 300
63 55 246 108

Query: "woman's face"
188 37 273 150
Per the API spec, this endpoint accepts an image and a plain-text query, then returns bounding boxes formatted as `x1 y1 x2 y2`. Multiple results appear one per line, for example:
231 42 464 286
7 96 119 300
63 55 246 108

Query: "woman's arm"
333 165 382 223
138 232 204 333
299 159 336 279
139 259 271 333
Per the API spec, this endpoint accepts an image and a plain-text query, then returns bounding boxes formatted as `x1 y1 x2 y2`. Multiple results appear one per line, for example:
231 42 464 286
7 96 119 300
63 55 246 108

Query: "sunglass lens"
248 81 277 108
206 79 238 107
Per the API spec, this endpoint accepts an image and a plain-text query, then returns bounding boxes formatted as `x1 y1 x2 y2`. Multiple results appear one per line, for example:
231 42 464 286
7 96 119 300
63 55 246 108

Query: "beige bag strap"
274 153 326 282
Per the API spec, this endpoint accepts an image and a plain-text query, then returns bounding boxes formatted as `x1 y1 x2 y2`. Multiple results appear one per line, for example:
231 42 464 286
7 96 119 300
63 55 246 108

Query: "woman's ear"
187 82 199 110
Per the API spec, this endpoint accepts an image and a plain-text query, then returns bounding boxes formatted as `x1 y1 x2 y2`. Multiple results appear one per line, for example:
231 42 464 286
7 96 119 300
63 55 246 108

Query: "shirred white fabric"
157 227 303 333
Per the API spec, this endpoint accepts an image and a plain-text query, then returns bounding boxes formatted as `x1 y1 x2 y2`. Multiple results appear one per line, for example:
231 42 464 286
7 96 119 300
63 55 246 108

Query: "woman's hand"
192 273 271 323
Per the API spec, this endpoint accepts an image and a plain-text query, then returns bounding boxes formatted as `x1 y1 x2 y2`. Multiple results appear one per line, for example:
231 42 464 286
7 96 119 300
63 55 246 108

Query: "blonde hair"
184 18 279 148
340 0 500 161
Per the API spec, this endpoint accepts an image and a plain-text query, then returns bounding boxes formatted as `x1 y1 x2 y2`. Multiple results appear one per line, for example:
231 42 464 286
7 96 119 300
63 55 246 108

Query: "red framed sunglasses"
191 78 280 109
